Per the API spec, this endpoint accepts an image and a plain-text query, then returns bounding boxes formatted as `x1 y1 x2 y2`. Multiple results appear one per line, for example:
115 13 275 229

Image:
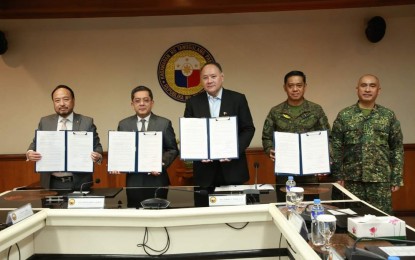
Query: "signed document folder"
274 130 330 175
107 131 163 173
35 130 93 173
180 117 239 160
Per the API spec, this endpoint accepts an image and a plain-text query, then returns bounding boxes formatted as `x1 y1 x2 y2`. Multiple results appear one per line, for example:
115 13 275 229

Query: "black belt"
51 175 73 183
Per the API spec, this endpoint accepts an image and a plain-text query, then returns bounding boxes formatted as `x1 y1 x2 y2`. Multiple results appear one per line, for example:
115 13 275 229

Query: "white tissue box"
348 215 406 240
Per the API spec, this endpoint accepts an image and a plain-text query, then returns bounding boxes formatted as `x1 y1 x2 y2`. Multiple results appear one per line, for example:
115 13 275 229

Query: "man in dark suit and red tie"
184 62 255 206
26 85 103 190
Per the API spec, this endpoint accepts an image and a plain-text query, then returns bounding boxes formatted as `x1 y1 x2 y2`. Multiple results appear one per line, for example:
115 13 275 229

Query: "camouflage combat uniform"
262 99 330 184
331 103 404 214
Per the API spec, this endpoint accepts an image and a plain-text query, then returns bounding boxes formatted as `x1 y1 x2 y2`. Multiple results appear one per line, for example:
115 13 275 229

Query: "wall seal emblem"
157 42 216 102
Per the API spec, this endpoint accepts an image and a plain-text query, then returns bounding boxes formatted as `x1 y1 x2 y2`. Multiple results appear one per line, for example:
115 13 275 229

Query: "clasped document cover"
35 130 93 172
180 117 239 160
274 130 330 175
107 131 163 173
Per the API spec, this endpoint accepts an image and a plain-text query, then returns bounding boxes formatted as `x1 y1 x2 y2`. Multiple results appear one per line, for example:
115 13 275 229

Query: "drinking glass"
288 187 304 212
316 214 337 251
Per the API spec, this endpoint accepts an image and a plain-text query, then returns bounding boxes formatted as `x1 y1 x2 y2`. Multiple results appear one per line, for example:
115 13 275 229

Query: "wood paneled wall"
1 145 414 213
1 0 413 19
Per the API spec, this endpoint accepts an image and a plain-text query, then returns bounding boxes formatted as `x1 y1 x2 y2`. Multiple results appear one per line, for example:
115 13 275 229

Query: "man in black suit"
26 85 103 190
184 62 255 206
113 86 179 208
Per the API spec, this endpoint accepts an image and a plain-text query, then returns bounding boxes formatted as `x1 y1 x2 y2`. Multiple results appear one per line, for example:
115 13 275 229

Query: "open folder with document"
35 130 93 172
274 130 330 175
107 131 163 173
180 116 239 160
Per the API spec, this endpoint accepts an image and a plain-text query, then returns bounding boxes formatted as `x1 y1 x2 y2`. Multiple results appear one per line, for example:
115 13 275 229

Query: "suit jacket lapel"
218 88 231 117
200 94 211 117
72 113 81 131
49 114 59 130
147 113 157 131
129 116 138 131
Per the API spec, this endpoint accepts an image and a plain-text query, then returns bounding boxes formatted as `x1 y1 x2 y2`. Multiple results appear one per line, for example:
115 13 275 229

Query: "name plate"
208 194 246 206
6 203 34 225
67 196 105 209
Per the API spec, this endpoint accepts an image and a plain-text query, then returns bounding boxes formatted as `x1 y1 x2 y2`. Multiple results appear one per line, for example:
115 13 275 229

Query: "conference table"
0 183 413 260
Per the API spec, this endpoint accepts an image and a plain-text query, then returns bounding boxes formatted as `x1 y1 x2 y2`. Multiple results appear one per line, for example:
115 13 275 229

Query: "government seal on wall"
157 42 216 102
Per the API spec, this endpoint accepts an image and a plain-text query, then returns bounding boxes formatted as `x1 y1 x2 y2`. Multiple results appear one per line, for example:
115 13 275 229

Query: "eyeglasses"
133 98 152 104
286 83 305 89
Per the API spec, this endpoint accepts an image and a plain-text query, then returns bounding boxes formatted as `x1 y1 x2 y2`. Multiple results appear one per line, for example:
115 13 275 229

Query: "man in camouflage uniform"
331 74 403 214
262 70 330 185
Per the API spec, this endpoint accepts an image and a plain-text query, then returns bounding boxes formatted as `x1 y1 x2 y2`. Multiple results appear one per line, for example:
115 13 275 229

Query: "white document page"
137 131 163 173
381 246 415 256
215 184 275 192
179 118 208 160
300 130 330 175
67 131 93 172
274 132 301 175
209 117 238 160
36 131 66 172
107 131 136 172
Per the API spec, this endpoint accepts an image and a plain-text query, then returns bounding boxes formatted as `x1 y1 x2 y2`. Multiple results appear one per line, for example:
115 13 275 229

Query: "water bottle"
285 176 296 211
310 199 325 246
388 257 400 260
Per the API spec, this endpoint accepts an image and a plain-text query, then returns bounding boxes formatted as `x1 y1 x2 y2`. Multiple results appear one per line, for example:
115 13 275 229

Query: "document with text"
107 131 163 173
274 130 330 175
35 130 93 172
137 132 162 173
107 131 136 172
180 117 239 160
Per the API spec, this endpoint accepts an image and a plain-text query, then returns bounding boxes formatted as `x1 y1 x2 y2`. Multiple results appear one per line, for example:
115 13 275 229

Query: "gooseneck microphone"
79 178 101 195
243 162 260 195
253 161 259 189
140 187 208 209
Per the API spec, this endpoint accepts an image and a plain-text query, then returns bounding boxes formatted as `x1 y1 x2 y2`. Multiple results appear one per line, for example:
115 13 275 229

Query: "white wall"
1 5 414 154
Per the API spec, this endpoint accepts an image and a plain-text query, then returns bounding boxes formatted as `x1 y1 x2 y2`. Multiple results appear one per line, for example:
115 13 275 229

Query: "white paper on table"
215 184 275 192
380 246 415 256
107 131 136 172
300 130 330 175
274 132 301 175
137 131 162 173
179 118 208 160
66 131 93 172
336 208 357 215
209 117 238 160
35 131 66 172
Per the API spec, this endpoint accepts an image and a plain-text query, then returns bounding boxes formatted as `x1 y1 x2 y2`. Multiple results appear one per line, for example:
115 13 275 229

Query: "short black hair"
131 85 153 101
51 85 75 100
201 61 222 72
284 71 306 84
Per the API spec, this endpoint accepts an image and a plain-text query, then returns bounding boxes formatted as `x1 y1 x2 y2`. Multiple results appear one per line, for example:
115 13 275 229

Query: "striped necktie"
61 118 68 130
140 119 146 132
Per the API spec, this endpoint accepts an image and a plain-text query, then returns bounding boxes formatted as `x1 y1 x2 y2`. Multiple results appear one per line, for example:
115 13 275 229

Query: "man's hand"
391 186 400 192
91 152 102 164
201 160 213 163
269 149 275 161
337 180 345 186
26 150 42 162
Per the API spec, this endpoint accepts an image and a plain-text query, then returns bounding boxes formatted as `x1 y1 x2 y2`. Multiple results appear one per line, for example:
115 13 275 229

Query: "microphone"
140 187 208 209
243 162 260 195
242 162 260 205
79 178 101 195
345 236 415 260
254 161 259 190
